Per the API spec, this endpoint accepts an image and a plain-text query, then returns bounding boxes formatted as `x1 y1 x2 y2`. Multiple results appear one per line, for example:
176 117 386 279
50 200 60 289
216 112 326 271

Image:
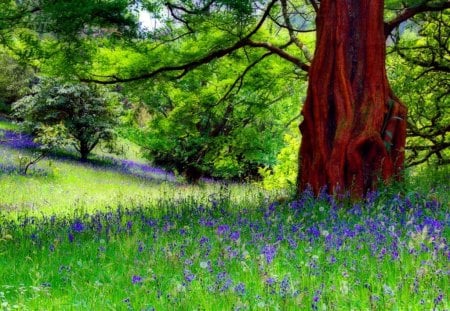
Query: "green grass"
0 119 19 131
0 145 273 218
0 122 448 310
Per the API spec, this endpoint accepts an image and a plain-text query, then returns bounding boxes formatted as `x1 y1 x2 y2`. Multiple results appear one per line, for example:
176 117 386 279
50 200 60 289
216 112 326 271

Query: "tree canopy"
2 0 449 193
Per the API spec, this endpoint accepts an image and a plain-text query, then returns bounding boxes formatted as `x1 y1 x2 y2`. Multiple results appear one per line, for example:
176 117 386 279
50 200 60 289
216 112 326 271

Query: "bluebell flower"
72 220 85 233
184 269 195 283
132 275 143 284
234 283 245 296
229 231 240 241
261 244 277 264
217 224 230 236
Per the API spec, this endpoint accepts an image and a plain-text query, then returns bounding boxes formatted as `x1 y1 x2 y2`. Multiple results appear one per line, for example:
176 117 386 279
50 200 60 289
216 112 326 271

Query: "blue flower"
234 283 245 296
229 231 240 241
217 224 230 235
184 269 195 283
132 275 143 284
72 220 85 233
261 245 277 264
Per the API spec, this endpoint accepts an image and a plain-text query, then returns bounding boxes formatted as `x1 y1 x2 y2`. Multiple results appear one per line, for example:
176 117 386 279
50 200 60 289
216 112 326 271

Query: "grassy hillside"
0 119 448 310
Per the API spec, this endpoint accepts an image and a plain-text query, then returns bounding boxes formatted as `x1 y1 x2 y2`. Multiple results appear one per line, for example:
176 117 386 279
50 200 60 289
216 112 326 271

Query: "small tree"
13 80 121 161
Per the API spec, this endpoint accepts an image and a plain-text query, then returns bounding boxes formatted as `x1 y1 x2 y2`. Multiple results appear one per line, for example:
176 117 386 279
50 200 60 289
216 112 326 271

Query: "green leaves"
12 79 122 160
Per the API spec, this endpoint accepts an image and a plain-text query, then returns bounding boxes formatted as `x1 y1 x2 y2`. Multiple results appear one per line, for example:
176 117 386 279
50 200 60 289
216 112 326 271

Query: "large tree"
298 1 408 197
7 0 450 196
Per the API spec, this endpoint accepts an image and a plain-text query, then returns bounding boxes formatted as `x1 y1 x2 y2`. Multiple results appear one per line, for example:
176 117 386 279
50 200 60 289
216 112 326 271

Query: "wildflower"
229 231 240 241
287 237 297 249
126 221 133 231
434 292 443 306
199 236 209 245
68 233 74 243
138 242 144 253
132 275 143 284
261 244 277 264
311 288 322 311
265 277 276 286
280 276 291 298
216 271 232 292
234 283 246 296
72 220 85 233
184 269 195 283
217 224 230 236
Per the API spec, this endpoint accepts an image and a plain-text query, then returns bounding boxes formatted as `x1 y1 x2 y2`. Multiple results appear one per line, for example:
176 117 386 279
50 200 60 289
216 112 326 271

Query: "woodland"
0 0 449 309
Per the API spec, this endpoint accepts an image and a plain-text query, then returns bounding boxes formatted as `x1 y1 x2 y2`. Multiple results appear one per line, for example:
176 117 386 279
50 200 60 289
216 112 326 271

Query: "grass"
0 121 449 310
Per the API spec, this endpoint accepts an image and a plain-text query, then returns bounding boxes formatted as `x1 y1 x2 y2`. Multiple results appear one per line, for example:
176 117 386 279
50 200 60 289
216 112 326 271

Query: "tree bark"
298 0 407 197
79 141 90 162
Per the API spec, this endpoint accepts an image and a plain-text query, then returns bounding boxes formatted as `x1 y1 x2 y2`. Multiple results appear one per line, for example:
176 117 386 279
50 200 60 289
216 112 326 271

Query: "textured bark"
298 0 407 197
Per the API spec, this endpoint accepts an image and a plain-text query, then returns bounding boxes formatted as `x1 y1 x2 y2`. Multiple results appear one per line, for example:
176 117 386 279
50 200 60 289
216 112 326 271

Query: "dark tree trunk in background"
79 141 90 161
298 0 407 197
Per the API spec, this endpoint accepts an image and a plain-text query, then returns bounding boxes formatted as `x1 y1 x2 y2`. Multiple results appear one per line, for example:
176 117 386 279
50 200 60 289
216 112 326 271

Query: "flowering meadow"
0 124 449 310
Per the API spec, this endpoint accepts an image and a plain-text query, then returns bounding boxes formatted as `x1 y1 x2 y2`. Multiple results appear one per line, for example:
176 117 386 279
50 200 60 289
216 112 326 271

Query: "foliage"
3 0 450 190
259 124 300 190
0 50 34 113
123 55 303 182
388 10 450 167
0 111 448 310
12 80 121 160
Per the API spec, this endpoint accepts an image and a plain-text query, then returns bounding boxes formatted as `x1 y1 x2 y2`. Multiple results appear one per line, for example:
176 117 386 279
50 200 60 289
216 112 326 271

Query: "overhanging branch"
384 1 450 38
80 0 281 84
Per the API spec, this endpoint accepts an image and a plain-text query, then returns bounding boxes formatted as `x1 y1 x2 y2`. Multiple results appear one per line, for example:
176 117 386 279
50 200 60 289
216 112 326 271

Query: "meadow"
0 120 449 310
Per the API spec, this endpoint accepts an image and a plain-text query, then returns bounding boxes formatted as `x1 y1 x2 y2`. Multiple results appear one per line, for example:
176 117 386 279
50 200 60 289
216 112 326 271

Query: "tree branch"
80 0 284 84
384 1 450 38
280 0 312 61
246 39 309 72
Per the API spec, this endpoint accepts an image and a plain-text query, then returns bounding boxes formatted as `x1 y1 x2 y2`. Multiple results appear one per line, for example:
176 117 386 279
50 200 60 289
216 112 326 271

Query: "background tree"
6 0 450 196
388 9 449 167
122 56 302 182
0 50 34 114
13 80 121 161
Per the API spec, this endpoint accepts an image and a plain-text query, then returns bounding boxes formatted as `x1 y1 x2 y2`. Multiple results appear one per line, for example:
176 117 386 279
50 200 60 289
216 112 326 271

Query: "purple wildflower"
280 276 291 298
229 231 240 241
184 269 195 283
434 293 443 306
217 224 230 236
266 277 276 286
132 275 143 284
72 220 85 233
234 283 246 296
261 244 277 264
199 236 209 245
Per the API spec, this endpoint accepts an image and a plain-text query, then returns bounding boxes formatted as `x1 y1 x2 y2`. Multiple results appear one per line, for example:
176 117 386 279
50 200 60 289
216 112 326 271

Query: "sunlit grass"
0 186 448 310
0 121 448 310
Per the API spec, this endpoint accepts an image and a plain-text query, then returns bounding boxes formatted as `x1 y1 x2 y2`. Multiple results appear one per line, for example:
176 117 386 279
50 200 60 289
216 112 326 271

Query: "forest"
0 0 449 309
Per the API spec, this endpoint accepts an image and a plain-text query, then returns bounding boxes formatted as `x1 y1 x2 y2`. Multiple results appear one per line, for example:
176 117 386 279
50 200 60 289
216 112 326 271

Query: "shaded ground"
0 128 181 182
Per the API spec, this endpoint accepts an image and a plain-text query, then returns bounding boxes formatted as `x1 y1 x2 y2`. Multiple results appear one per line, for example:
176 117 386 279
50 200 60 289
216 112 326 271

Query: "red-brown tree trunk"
298 0 407 197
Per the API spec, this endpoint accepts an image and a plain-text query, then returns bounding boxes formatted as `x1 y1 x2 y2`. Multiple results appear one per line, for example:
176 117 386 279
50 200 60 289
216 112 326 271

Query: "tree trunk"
298 0 407 197
79 141 90 162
